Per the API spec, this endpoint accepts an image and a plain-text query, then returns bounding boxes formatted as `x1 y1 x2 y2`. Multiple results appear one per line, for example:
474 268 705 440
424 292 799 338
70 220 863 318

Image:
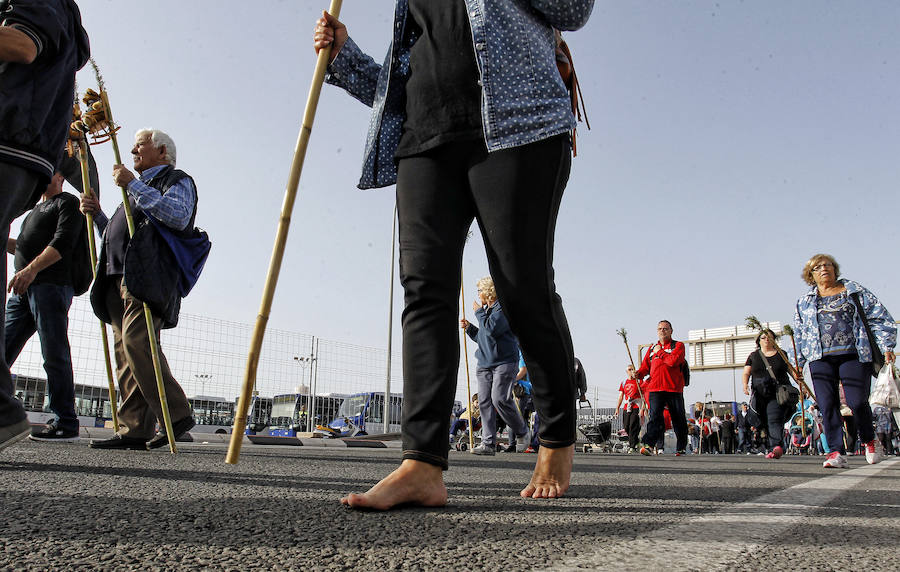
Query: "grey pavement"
1 435 898 571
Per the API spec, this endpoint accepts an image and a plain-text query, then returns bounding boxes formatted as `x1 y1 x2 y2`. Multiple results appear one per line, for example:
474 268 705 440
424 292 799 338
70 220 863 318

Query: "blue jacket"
465 301 519 368
793 278 896 370
0 0 89 183
325 0 594 189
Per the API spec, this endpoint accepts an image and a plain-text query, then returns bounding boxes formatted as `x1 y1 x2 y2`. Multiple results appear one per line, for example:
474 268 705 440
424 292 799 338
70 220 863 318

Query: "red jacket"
618 378 649 409
635 339 686 393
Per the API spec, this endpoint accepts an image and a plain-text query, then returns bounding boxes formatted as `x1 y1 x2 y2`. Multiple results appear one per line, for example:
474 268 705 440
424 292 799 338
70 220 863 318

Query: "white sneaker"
822 451 848 468
515 428 532 453
471 444 495 456
865 440 883 465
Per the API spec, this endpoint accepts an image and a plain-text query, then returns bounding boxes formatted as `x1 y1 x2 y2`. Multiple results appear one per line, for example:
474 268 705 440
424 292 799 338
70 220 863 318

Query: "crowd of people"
609 254 897 467
2 1 898 517
0 0 202 454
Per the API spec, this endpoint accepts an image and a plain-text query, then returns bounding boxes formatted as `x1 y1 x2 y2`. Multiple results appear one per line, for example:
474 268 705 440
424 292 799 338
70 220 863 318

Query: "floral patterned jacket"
325 0 594 189
793 278 896 370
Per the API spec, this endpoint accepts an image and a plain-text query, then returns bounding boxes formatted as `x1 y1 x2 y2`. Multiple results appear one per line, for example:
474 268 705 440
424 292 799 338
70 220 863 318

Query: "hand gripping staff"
226 0 343 464
782 323 815 439
69 96 119 430
85 59 178 453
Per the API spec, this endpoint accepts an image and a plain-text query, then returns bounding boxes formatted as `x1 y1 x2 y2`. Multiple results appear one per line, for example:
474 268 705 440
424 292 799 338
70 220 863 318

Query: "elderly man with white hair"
80 129 197 450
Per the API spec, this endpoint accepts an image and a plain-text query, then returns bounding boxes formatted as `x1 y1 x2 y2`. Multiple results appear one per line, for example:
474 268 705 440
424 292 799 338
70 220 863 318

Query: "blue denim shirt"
793 279 896 370
325 0 594 189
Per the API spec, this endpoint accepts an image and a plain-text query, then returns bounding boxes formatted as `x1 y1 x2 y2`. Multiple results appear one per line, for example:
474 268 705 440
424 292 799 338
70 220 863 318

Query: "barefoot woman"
313 0 594 509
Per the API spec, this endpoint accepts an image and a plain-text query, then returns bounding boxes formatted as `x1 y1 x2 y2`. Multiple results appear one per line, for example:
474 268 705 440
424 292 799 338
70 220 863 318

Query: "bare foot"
340 459 448 510
520 444 574 499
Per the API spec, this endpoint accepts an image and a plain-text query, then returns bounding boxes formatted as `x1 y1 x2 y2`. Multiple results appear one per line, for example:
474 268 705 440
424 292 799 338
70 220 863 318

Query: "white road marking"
549 457 899 571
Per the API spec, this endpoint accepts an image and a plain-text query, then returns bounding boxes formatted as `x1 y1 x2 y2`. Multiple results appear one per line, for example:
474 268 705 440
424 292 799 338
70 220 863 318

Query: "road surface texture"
2 434 898 571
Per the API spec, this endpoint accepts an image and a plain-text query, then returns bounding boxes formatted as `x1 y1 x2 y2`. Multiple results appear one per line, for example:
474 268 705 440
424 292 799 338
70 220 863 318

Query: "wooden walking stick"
781 324 816 402
616 327 647 405
69 99 119 430
616 327 649 430
745 317 817 404
83 59 177 453
781 324 809 439
460 248 475 452
227 0 343 464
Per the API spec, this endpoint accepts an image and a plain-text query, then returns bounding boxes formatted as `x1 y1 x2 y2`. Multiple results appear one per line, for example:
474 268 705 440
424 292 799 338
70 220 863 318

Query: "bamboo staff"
460 247 475 452
71 101 119 430
699 393 709 455
745 317 816 403
86 59 177 453
781 324 816 401
781 324 808 439
227 0 343 464
616 327 648 418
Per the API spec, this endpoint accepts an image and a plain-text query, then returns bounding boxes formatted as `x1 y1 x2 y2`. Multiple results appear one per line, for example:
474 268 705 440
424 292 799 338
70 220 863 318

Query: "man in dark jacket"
81 129 196 451
719 413 736 454
0 0 89 452
5 171 85 441
736 402 751 454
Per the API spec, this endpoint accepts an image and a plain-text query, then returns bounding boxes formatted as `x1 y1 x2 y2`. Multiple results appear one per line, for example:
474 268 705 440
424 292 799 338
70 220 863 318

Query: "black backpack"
58 151 96 296
672 339 691 386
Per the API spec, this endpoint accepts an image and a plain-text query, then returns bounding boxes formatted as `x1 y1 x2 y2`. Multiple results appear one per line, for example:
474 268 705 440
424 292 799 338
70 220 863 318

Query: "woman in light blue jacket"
314 0 593 509
794 254 896 469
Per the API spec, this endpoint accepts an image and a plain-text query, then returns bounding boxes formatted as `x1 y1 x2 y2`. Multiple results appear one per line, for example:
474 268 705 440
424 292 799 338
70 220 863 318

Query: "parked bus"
189 396 235 434
316 391 403 438
239 394 273 435
267 392 346 437
15 373 112 428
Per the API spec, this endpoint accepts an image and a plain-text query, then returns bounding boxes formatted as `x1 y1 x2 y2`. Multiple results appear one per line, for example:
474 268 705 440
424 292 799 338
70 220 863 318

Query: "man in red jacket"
635 320 689 456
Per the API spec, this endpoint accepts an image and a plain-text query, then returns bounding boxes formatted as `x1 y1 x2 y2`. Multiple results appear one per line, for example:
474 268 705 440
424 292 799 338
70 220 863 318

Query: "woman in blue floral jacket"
793 254 896 469
313 1 594 509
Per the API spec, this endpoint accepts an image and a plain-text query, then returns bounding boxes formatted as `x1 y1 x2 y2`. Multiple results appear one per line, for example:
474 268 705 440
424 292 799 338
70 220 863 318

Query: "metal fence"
11 296 403 415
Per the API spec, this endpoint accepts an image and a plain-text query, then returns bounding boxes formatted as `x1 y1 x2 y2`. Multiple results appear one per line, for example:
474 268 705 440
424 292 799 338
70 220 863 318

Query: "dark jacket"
90 166 197 329
0 0 90 188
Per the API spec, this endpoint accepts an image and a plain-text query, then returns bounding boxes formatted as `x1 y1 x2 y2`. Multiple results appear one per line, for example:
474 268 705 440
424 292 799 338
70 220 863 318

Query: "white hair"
135 128 176 165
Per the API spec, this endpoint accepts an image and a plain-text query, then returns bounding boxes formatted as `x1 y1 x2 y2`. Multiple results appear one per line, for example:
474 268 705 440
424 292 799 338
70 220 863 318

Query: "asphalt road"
2 434 898 571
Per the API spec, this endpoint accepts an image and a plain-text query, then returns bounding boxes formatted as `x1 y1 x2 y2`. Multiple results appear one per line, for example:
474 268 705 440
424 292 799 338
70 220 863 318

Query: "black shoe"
147 417 196 450
0 419 32 452
29 420 79 442
89 434 148 450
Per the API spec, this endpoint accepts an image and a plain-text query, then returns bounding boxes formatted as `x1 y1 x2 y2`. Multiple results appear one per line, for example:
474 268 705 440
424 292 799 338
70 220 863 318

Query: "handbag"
850 292 885 373
555 31 590 156
869 363 900 409
776 384 800 409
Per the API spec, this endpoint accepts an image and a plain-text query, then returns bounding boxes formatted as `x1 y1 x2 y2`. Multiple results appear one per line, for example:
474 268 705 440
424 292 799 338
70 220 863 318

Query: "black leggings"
396 135 575 469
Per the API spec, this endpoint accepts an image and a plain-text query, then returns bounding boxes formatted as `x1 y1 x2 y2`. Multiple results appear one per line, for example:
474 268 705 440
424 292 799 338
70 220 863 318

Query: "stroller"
786 410 815 455
577 399 612 453
452 417 482 451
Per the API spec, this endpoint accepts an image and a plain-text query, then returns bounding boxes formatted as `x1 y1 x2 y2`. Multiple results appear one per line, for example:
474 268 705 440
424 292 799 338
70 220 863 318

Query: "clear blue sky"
26 1 899 407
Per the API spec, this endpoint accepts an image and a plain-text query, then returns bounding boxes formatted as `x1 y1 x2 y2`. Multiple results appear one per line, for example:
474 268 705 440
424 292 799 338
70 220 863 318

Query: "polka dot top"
326 0 595 189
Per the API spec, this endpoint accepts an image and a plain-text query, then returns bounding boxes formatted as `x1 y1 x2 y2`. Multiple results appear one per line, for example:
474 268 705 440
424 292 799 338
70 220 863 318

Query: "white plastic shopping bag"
869 363 900 409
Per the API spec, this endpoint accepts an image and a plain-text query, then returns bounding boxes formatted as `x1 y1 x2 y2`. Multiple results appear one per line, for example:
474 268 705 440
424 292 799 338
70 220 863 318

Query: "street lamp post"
193 373 213 426
294 345 317 433
193 373 213 397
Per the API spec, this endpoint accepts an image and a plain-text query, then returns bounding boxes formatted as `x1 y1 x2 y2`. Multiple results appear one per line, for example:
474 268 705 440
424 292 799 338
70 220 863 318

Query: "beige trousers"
104 277 190 439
